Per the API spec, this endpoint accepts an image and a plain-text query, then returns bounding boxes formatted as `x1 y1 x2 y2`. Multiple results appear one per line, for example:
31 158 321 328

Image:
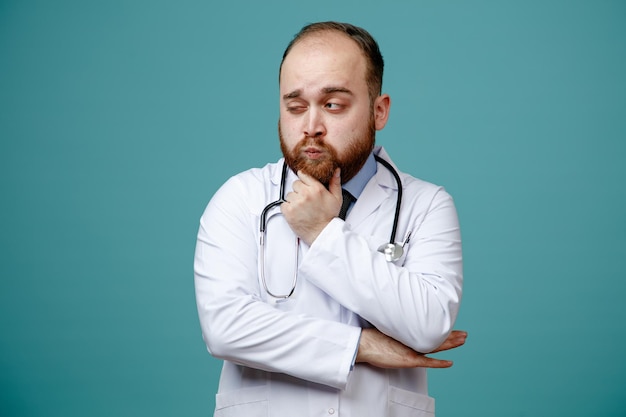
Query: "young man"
195 21 465 417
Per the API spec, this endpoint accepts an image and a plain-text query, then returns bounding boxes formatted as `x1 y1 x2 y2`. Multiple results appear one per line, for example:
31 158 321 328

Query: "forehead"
280 32 368 93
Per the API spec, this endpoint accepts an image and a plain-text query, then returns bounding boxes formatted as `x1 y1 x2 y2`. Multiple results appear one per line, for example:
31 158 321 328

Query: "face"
279 31 390 185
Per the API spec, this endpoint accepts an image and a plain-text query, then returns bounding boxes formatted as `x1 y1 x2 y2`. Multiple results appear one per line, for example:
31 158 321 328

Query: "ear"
373 94 391 131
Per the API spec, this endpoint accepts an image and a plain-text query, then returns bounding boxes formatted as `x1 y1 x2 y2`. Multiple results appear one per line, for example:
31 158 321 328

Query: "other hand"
356 328 467 369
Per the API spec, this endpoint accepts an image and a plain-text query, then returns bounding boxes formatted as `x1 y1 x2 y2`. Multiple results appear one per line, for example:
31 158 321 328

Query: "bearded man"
194 21 465 417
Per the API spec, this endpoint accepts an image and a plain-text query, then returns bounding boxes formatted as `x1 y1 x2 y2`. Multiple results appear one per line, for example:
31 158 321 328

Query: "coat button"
328 408 335 415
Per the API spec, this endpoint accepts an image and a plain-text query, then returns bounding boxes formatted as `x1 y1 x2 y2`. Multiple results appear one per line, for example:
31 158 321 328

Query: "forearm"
301 191 463 353
195 212 361 389
195 278 360 389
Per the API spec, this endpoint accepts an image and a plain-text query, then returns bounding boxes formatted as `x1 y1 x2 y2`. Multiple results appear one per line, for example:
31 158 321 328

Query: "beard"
279 116 376 186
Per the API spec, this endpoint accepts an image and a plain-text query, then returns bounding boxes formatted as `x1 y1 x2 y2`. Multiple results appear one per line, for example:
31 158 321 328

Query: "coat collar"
346 146 399 228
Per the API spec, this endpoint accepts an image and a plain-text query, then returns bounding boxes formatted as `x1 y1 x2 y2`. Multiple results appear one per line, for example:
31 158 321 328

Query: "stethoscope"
259 155 410 299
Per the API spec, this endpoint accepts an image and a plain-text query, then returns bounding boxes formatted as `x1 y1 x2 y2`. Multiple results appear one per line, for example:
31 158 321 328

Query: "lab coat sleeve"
194 174 361 390
300 184 462 353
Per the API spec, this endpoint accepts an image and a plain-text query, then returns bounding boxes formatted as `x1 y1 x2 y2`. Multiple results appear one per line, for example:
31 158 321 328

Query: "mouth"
302 147 326 160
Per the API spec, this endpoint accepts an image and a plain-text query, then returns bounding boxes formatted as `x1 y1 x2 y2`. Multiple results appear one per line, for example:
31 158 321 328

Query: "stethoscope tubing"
258 155 403 298
373 155 402 245
259 162 289 236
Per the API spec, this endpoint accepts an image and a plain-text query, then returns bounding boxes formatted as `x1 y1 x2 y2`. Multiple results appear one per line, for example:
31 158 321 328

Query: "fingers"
290 169 342 204
430 330 468 353
290 171 322 195
416 356 453 368
328 168 342 199
295 170 317 185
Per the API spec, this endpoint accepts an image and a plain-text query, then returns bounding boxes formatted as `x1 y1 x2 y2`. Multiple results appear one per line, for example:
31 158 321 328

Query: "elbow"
197 295 264 362
403 311 454 353
204 330 230 360
416 323 454 354
197 300 240 361
414 273 462 353
407 290 461 353
202 317 245 361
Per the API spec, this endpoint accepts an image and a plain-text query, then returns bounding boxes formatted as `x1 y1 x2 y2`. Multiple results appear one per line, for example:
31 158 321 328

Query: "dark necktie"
338 189 356 220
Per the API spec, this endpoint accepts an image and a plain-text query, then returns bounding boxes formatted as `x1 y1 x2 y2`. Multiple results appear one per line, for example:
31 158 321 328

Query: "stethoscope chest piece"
377 230 411 262
377 243 404 262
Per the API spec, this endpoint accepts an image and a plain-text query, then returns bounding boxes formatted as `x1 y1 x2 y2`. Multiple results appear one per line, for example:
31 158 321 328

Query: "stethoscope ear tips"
377 243 404 262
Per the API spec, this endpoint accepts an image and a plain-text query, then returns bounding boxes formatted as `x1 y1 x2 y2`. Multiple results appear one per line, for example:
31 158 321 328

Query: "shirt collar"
342 152 377 199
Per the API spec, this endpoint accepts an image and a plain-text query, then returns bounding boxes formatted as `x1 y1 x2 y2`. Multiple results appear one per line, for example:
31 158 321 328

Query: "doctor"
195 21 465 417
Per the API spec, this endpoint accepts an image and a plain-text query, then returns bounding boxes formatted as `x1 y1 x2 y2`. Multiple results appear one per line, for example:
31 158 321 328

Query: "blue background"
1 1 625 416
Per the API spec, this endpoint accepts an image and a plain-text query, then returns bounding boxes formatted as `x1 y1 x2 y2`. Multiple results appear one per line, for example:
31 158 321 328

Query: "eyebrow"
322 86 353 95
283 90 302 100
282 86 354 100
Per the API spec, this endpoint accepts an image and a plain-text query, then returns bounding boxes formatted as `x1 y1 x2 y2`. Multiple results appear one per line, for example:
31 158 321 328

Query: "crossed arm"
283 168 467 369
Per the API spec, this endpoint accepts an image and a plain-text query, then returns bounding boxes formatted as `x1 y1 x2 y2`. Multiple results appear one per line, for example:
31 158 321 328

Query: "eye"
286 104 307 114
325 102 343 111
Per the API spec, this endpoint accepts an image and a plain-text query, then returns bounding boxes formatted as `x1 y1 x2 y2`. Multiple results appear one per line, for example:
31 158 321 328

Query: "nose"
303 108 326 138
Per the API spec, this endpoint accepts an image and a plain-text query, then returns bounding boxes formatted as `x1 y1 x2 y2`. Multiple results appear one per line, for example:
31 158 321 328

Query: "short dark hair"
280 21 384 101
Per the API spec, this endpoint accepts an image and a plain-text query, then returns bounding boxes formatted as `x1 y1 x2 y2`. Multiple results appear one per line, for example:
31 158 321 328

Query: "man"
195 21 465 416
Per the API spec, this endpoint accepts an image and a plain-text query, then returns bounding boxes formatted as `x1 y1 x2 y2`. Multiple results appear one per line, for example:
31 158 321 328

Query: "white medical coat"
194 147 463 417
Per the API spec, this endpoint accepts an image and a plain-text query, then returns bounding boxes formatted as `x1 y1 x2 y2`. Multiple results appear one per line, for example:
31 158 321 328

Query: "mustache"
296 137 332 152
